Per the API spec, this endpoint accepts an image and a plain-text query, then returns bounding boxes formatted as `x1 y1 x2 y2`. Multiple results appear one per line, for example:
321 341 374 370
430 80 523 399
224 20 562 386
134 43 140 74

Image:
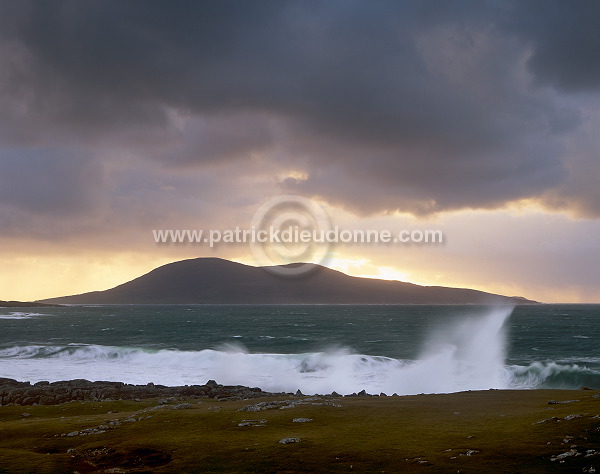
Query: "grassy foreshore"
0 389 598 473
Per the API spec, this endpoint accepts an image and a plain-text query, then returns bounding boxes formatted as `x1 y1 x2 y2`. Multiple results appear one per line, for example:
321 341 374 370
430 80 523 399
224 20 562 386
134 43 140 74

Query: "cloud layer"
1 0 599 224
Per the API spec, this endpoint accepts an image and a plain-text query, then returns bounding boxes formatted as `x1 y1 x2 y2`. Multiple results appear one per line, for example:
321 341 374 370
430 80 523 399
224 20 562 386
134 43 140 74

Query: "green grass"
0 390 599 472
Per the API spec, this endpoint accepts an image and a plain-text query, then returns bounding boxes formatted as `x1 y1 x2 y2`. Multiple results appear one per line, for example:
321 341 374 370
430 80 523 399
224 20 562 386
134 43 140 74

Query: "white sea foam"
0 312 46 319
0 306 538 394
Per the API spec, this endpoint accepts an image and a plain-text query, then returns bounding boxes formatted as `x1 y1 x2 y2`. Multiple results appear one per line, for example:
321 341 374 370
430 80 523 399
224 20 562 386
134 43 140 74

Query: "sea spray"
0 306 519 394
389 304 514 394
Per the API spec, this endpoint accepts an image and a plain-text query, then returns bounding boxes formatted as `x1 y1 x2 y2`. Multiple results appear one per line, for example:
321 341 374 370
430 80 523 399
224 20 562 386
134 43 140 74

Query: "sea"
0 304 599 395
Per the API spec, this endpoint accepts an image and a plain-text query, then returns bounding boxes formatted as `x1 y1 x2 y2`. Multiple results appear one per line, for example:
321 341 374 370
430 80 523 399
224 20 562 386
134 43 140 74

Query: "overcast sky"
1 0 599 303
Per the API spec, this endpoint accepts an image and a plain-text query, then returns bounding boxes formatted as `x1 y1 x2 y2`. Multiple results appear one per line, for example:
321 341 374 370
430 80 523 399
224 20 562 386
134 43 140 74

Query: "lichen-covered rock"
279 437 301 444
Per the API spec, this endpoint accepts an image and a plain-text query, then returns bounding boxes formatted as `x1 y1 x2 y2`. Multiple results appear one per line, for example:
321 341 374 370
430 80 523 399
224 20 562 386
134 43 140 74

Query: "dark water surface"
0 304 598 394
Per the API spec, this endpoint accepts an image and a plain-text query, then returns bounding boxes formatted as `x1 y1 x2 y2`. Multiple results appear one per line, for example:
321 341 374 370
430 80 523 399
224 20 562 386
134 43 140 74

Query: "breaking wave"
1 306 598 394
0 312 47 319
507 361 600 389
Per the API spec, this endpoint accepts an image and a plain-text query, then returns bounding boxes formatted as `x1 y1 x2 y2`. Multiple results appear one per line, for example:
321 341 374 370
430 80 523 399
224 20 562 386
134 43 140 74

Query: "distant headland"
41 257 540 305
0 301 62 308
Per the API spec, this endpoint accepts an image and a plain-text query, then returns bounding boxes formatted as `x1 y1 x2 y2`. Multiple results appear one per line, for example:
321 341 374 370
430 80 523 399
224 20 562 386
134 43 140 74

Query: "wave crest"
508 361 600 389
0 343 598 393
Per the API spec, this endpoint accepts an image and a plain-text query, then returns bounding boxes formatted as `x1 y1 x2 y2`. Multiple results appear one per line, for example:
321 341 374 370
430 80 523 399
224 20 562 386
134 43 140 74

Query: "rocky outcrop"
238 396 342 411
0 378 275 406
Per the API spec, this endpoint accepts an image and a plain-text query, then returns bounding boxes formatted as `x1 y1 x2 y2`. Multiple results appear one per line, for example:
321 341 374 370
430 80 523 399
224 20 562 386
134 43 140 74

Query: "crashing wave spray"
380 305 514 394
191 306 514 394
0 306 516 395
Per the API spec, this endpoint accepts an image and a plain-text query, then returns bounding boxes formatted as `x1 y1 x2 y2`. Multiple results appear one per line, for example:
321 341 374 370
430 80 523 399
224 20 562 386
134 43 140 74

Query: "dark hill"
41 258 539 305
0 300 61 308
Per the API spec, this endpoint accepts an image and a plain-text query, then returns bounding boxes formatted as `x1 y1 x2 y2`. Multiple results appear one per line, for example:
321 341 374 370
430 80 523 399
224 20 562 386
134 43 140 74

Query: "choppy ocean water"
0 304 598 395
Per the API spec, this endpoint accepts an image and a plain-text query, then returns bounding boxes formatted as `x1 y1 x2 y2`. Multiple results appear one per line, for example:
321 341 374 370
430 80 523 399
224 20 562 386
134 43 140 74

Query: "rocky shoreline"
0 378 278 406
0 378 406 406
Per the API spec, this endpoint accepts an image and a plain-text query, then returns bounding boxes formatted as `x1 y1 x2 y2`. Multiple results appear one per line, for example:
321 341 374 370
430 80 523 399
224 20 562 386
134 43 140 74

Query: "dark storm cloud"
0 0 598 218
0 148 104 216
504 0 600 92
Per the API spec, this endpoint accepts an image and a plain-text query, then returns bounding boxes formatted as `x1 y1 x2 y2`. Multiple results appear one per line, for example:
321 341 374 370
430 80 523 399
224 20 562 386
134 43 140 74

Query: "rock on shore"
0 378 276 406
